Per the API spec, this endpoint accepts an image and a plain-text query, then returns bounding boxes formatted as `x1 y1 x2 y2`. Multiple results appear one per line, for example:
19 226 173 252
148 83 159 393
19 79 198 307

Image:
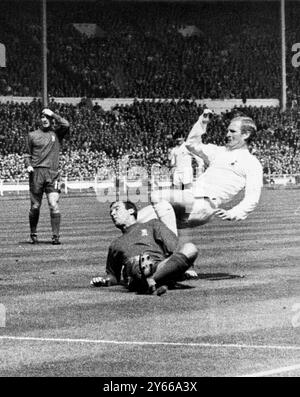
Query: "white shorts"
151 189 217 229
173 169 193 186
186 197 217 227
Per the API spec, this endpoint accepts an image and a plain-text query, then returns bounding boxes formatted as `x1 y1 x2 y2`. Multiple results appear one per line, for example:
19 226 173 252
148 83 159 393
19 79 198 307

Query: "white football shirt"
170 143 192 170
191 143 263 220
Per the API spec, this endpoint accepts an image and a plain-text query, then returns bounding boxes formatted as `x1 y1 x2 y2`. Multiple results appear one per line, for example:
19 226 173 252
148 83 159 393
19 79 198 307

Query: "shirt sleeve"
227 159 263 220
152 220 178 256
54 115 70 141
105 243 123 285
187 141 222 165
185 120 222 163
169 148 176 167
24 133 33 168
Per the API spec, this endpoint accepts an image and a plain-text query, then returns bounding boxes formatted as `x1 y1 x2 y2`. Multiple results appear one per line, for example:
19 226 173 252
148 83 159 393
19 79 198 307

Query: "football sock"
29 208 40 234
50 212 61 236
153 252 190 285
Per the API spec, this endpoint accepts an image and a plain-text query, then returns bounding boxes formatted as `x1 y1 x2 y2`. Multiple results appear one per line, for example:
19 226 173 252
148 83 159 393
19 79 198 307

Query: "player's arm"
42 108 70 140
185 109 215 162
169 149 176 168
24 133 34 173
216 161 263 221
91 245 123 287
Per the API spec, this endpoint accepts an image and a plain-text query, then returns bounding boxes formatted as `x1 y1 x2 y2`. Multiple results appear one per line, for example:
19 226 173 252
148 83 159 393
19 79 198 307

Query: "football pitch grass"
0 189 299 377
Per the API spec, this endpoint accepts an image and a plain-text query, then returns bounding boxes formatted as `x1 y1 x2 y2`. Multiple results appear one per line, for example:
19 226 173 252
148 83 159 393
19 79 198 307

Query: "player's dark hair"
110 200 138 219
124 201 138 219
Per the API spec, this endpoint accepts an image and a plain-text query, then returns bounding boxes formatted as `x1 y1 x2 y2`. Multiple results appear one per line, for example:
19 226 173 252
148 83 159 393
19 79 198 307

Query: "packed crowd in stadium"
0 99 299 181
0 0 300 100
0 1 299 182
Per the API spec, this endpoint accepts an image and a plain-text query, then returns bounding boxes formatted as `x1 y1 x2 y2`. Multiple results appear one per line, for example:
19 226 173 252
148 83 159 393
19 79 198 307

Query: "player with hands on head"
90 200 198 296
24 107 70 245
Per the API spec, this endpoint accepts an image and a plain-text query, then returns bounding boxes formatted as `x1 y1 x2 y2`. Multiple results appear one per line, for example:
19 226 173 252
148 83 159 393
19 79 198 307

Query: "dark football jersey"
25 115 69 171
105 219 178 284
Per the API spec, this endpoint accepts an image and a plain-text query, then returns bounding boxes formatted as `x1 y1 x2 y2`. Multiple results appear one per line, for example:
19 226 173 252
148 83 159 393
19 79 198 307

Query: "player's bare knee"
48 199 59 212
187 199 215 227
47 193 59 212
49 205 59 214
179 243 198 262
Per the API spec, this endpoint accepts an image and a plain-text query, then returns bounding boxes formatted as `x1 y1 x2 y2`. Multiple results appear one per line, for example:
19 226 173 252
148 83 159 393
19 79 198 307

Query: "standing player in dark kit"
24 108 70 245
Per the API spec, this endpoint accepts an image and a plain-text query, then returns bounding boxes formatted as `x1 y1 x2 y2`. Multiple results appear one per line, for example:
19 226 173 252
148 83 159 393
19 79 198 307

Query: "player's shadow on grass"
110 283 195 294
19 240 55 245
96 274 245 295
196 272 245 281
168 282 195 290
167 273 245 289
109 273 245 294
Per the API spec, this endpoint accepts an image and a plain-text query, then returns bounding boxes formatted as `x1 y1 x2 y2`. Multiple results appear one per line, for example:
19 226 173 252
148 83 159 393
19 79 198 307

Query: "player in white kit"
138 109 263 232
169 137 194 190
174 110 263 227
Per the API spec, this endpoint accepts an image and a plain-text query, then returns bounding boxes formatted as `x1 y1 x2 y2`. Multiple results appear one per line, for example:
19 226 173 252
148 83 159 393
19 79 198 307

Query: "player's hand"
27 166 34 173
90 276 110 287
199 109 213 125
42 108 54 118
215 209 235 221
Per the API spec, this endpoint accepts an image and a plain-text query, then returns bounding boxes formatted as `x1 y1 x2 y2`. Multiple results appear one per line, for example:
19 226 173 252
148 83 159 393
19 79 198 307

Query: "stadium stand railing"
0 96 280 114
0 179 28 196
1 173 300 197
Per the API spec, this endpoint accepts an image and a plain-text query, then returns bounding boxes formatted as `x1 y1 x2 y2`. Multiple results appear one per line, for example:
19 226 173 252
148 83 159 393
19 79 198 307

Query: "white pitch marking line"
240 363 300 377
0 336 300 351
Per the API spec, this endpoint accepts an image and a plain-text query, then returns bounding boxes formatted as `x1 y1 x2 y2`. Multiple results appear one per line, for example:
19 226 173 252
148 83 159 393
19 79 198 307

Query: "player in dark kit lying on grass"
90 200 198 296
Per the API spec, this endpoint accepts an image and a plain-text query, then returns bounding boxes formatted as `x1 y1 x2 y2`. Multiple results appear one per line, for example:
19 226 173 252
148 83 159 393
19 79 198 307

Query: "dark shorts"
29 168 60 203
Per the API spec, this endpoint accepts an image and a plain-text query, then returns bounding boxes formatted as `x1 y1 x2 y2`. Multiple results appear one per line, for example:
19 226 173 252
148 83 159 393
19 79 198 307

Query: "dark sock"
50 213 61 236
29 209 40 234
153 252 190 285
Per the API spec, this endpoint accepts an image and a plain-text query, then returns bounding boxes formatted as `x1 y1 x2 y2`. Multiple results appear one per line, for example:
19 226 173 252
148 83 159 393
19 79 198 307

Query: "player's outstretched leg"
151 188 217 229
150 189 195 229
153 242 198 286
151 189 195 231
185 198 217 228
137 200 178 236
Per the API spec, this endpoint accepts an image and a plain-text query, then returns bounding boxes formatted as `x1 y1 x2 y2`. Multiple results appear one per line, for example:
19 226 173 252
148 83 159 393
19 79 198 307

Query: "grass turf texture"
0 189 299 377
